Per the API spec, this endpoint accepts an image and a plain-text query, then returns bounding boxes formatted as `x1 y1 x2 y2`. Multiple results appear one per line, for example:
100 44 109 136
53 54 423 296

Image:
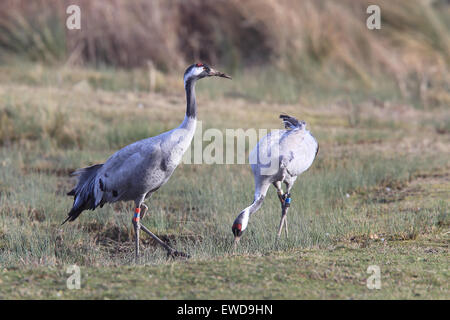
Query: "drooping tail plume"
279 114 303 130
62 164 103 225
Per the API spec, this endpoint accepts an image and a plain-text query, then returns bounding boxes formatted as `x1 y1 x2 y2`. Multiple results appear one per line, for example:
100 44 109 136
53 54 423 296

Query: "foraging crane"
232 114 319 246
63 63 231 262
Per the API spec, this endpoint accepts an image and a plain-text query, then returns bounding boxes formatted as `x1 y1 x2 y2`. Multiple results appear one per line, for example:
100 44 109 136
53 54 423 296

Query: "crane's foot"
167 249 190 259
138 223 189 259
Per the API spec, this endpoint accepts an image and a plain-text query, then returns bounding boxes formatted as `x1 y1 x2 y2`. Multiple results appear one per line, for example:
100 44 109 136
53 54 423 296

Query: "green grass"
0 63 448 299
1 141 447 267
1 237 448 299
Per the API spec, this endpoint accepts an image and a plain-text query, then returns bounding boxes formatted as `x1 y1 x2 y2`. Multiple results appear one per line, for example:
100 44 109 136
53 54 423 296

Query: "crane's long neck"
173 77 198 155
185 78 197 119
248 182 270 216
237 182 270 226
178 78 198 134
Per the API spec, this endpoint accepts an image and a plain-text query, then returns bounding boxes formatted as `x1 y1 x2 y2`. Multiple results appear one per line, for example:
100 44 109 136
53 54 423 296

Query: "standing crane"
232 114 319 247
63 63 231 262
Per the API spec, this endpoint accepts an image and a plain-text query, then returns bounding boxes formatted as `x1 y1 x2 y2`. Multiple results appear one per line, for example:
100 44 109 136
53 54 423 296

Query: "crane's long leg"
132 198 149 263
132 206 141 263
277 195 290 238
139 224 189 258
134 201 189 260
284 210 289 236
274 181 285 205
274 181 292 238
274 182 288 238
281 181 294 238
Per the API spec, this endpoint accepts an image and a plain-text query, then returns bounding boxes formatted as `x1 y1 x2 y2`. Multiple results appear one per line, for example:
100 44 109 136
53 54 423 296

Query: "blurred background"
0 0 449 106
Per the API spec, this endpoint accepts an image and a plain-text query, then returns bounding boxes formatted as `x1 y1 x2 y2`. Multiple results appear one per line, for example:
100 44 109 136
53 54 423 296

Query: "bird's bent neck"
246 191 266 216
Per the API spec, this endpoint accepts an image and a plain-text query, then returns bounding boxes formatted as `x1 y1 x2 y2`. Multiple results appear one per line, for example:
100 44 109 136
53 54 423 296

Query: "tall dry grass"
0 0 449 106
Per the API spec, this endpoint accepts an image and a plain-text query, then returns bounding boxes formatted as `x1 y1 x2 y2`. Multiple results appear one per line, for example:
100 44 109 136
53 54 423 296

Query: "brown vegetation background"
0 0 449 107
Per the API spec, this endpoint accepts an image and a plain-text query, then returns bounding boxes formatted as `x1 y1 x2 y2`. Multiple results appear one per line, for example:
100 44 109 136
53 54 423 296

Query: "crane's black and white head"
232 208 250 243
183 63 231 87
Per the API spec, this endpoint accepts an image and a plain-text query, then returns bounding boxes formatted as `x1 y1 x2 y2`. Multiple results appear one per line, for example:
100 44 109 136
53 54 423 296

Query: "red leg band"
133 207 141 222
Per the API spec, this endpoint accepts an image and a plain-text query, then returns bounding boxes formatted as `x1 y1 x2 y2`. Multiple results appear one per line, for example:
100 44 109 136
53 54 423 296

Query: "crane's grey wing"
281 131 318 177
249 130 285 179
96 138 162 202
64 137 163 224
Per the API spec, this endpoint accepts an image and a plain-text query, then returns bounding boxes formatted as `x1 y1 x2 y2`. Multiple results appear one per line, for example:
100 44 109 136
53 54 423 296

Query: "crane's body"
64 63 231 262
101 117 196 202
251 121 318 192
67 117 196 216
232 115 319 242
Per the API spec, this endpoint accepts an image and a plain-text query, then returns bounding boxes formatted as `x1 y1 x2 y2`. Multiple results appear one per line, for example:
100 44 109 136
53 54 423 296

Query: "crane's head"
232 209 250 245
184 63 231 85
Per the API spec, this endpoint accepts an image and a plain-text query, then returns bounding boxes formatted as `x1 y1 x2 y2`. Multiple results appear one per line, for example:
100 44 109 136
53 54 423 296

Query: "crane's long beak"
209 68 232 79
233 236 240 251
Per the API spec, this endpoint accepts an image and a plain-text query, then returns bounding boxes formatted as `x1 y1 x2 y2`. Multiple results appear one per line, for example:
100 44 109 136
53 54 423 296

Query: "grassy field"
0 61 448 299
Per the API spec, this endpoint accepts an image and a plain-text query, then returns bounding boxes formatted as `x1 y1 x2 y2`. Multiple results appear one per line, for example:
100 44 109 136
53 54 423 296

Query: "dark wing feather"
280 114 301 130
